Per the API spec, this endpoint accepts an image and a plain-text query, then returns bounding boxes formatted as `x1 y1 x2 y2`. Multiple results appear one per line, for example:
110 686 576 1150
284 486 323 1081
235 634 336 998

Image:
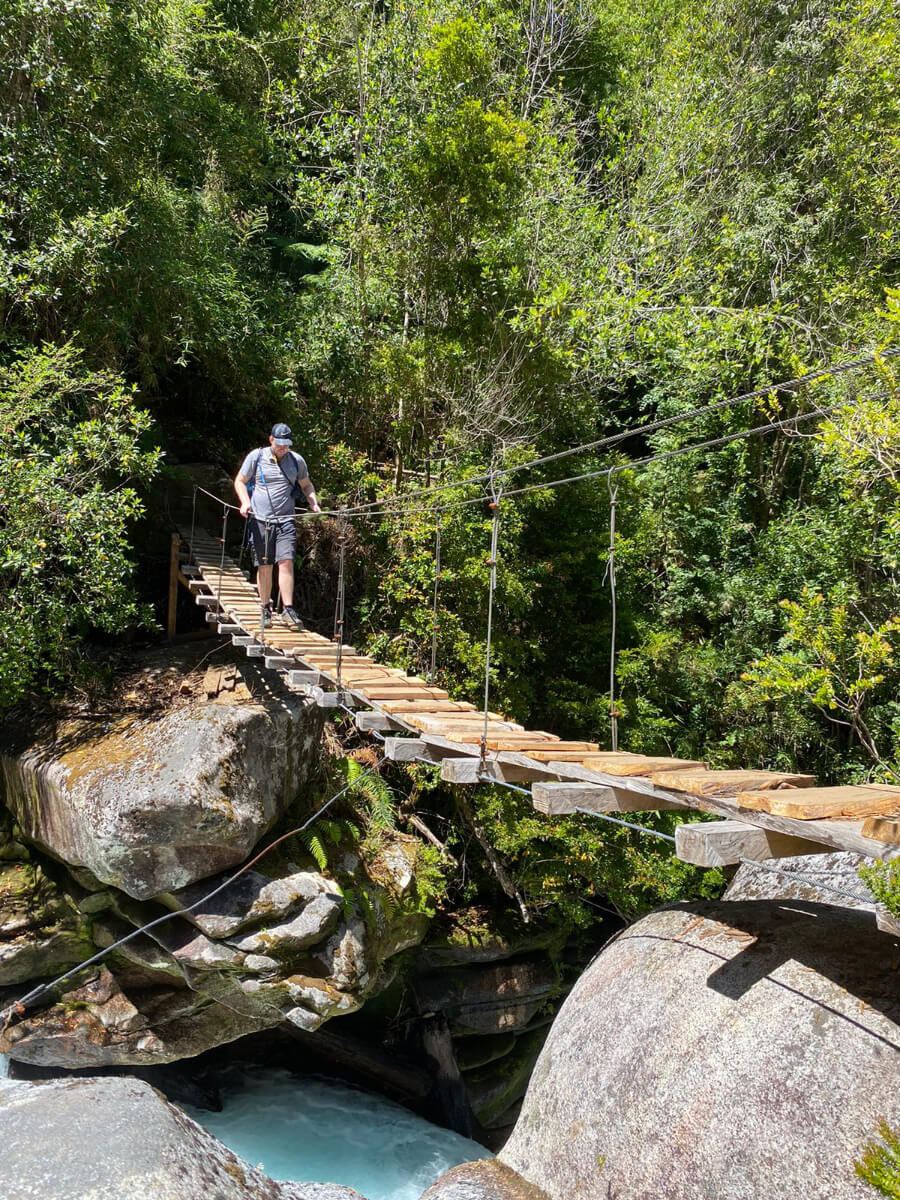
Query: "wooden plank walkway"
177 527 900 868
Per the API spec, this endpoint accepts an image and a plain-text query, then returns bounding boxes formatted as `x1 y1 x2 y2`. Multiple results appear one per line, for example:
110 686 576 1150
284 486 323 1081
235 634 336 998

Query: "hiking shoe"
258 603 273 630
280 605 305 631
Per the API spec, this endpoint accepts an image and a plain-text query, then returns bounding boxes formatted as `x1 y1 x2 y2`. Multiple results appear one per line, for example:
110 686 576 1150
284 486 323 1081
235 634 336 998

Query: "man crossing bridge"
234 423 321 630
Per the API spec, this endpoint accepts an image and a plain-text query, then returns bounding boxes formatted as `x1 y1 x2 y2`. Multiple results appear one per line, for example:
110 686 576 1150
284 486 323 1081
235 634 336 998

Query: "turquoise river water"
185 1067 491 1200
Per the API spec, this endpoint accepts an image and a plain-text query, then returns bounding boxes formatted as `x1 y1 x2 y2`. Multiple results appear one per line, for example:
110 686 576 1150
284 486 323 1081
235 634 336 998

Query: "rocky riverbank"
0 642 575 1140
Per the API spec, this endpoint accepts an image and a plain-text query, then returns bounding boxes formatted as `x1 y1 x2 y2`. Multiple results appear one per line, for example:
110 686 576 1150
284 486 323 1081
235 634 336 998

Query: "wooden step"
655 769 816 798
380 700 478 713
358 686 451 700
861 815 900 844
739 784 900 820
528 752 706 774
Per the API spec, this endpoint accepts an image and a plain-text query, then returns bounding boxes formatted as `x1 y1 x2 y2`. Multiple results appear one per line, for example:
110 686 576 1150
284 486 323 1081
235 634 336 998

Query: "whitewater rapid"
185 1067 490 1200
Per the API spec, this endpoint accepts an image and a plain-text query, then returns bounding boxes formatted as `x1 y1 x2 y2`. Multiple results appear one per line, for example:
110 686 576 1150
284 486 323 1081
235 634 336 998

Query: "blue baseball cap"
271 423 293 446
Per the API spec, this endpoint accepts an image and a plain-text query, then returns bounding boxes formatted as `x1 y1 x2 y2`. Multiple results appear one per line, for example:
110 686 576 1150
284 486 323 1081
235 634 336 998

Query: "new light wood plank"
862 816 900 845
359 686 451 699
527 752 707 774
739 785 900 820
655 769 815 797
380 700 477 713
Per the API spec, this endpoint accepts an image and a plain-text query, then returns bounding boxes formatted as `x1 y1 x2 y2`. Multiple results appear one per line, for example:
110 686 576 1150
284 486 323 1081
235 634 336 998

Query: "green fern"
856 1123 900 1197
379 885 399 924
343 758 396 831
300 828 329 871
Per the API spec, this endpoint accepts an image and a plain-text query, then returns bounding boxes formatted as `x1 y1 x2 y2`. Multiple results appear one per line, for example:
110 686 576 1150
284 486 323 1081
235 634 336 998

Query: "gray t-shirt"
239 447 309 519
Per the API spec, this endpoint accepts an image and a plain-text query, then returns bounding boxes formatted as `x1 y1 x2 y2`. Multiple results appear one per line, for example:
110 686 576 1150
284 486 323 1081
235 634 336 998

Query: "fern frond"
300 828 329 871
343 758 397 831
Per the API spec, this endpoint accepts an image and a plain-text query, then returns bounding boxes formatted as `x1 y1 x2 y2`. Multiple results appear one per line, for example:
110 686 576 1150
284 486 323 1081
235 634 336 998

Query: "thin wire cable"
189 351 898 526
321 390 885 527
216 505 229 610
334 512 347 691
480 474 503 770
482 780 874 904
0 759 385 1027
308 347 900 519
575 806 678 842
189 486 198 557
188 354 896 529
603 473 619 752
737 856 872 905
428 518 442 685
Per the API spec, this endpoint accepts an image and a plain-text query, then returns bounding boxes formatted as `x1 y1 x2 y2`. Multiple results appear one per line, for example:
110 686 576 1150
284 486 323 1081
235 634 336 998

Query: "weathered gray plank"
674 819 832 867
532 781 686 816
440 757 553 785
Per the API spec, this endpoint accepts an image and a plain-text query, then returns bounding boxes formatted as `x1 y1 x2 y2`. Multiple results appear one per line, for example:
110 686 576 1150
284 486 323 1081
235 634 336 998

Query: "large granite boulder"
724 850 875 909
499 900 900 1200
0 1074 366 1200
0 697 323 899
419 1160 548 1200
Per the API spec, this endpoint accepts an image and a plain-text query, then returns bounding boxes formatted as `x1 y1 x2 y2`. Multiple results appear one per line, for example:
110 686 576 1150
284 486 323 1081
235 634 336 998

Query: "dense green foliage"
3 0 900 921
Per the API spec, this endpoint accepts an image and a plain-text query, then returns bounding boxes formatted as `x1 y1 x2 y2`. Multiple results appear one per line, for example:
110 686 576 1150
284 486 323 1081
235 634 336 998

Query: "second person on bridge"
234 423 322 631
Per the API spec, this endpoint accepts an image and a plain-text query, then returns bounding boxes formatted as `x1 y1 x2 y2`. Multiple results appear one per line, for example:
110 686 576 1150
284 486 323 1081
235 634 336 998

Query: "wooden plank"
674 819 833 867
383 738 433 762
654 769 816 797
287 670 320 686
485 738 602 752
357 686 451 700
203 666 225 698
404 716 522 733
528 752 708 775
739 785 900 821
862 815 900 845
356 712 402 733
380 700 477 713
440 757 559 784
532 781 686 815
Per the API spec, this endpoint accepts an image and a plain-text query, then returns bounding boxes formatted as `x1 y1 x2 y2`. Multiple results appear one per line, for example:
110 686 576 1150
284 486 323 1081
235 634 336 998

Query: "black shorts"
248 517 296 566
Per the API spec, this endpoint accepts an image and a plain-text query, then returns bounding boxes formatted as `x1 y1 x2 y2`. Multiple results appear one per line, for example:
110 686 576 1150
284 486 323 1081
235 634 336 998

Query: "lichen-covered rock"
0 858 94 986
0 699 323 899
162 869 339 938
501 900 900 1200
230 883 343 956
463 1029 546 1129
0 1074 367 1200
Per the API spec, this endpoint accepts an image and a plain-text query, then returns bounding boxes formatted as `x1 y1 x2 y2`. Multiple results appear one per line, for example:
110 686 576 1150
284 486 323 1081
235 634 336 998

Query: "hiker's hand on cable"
310 500 322 514
240 500 251 517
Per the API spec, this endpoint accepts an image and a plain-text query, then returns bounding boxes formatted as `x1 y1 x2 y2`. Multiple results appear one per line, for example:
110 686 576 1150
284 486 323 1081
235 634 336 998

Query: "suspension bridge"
172 521 900 886
167 348 900 930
